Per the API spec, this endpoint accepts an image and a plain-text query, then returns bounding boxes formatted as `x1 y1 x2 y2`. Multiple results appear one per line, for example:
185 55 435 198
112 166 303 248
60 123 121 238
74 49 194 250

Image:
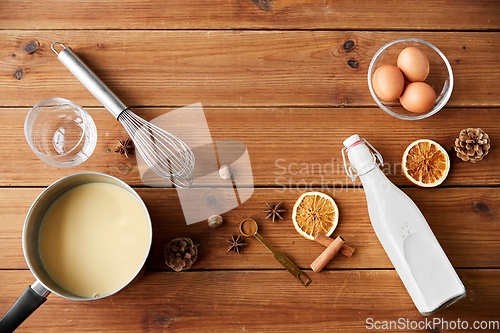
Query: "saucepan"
0 172 152 332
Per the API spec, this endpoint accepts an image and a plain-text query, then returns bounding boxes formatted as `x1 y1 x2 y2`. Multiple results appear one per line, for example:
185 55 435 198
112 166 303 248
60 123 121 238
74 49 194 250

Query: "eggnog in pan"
39 182 151 298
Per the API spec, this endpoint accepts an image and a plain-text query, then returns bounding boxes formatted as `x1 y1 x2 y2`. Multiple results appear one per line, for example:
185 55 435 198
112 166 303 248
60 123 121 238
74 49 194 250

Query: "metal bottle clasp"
51 42 67 55
341 138 384 181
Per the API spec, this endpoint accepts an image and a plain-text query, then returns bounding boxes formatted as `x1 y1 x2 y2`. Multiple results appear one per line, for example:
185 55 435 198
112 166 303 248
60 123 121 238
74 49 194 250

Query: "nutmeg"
219 164 232 180
207 214 223 228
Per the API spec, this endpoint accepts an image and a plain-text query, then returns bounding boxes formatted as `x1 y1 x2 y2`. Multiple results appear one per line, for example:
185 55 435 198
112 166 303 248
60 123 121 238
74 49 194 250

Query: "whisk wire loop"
118 109 195 188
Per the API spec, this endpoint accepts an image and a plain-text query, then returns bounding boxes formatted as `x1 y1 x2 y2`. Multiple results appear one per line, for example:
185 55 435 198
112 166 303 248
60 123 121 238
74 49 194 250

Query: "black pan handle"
0 284 48 332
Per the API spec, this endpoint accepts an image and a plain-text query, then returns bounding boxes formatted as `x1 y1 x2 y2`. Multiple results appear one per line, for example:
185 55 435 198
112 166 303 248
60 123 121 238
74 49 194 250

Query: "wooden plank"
0 269 498 332
0 0 499 31
1 107 499 187
1 31 499 107
2 187 499 270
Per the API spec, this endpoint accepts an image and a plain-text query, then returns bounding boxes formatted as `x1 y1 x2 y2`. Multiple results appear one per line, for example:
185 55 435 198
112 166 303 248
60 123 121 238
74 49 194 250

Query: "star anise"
264 202 285 223
114 138 133 158
226 235 247 254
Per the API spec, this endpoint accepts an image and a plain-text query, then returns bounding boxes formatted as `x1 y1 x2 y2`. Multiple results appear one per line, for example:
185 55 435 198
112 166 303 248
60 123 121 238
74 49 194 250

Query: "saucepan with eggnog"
0 172 152 332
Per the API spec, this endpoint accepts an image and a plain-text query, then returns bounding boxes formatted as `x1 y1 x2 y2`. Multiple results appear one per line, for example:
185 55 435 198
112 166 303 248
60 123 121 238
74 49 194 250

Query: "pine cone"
454 128 491 163
164 237 198 272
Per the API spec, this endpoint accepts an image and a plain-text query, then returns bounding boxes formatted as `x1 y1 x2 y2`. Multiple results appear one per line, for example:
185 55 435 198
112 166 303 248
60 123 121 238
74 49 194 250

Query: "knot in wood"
347 60 359 68
25 41 39 54
153 313 175 327
14 69 24 80
206 195 219 208
252 0 273 11
475 202 489 212
118 164 131 174
343 40 355 51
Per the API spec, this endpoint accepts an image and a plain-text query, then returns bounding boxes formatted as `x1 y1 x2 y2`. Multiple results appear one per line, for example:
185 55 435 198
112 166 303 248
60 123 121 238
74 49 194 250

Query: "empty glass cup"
24 97 97 167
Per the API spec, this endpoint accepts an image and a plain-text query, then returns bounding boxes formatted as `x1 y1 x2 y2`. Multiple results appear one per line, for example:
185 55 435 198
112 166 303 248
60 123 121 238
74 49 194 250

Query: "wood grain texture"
1 0 499 31
0 269 498 332
1 107 498 187
1 31 499 107
1 1 499 331
1 187 498 270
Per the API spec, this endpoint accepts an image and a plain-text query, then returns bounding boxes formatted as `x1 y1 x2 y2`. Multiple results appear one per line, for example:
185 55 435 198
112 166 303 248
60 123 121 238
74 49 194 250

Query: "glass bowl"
368 38 453 120
24 97 97 167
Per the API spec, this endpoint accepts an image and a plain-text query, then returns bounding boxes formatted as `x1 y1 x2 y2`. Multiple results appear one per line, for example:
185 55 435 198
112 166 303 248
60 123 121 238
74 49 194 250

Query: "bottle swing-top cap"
342 134 383 181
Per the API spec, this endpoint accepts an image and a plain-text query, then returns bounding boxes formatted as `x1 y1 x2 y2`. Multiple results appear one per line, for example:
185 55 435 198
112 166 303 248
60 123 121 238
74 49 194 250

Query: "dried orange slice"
402 139 450 187
292 192 339 240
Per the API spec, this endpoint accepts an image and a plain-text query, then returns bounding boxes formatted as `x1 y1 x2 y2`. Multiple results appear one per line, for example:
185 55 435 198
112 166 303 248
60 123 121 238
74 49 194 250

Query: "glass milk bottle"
342 134 465 315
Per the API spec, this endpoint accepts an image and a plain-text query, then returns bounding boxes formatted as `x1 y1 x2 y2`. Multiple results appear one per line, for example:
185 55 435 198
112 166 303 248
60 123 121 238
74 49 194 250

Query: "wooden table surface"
1 1 500 332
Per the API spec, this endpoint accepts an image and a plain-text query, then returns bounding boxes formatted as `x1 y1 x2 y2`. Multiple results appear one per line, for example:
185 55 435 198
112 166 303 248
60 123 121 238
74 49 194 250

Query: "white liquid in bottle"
342 134 465 315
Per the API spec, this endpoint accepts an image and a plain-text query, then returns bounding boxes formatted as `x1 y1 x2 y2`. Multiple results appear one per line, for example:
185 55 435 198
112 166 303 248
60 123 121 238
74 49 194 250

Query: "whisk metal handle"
52 42 127 119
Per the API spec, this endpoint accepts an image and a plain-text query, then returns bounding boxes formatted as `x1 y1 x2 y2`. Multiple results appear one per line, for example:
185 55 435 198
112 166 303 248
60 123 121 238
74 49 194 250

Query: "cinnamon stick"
310 236 345 273
314 233 355 257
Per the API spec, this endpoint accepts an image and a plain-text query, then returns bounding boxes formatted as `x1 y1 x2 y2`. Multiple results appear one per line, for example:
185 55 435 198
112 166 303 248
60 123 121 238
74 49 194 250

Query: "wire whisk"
119 109 195 187
52 42 195 188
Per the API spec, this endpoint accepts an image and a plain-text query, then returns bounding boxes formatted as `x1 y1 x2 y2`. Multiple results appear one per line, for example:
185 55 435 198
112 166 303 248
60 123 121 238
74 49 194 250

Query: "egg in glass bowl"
368 38 453 120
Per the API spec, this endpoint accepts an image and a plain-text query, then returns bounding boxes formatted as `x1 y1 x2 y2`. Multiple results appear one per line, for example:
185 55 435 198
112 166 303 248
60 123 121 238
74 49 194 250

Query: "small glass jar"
24 97 97 167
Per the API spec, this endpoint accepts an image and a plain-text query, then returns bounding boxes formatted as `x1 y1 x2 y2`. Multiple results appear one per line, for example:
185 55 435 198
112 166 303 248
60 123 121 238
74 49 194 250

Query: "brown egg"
399 82 436 113
397 47 429 82
372 65 405 102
